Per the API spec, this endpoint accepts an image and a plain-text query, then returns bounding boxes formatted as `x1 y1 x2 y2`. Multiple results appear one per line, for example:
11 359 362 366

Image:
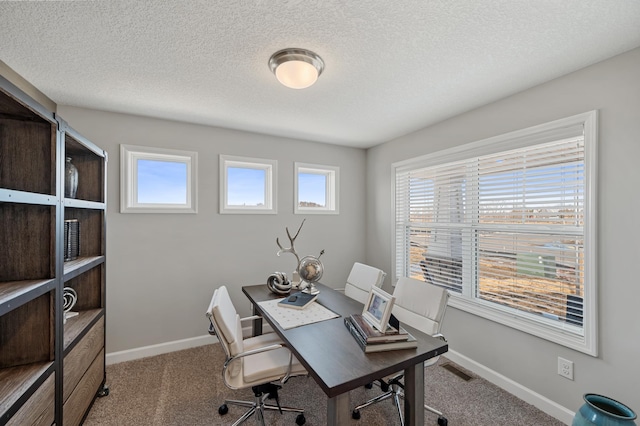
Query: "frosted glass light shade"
275 60 318 89
269 48 324 89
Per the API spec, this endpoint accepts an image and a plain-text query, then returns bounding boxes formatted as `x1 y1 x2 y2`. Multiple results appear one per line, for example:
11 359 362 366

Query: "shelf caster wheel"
218 404 228 415
437 416 448 426
97 385 110 397
352 409 361 420
295 413 306 425
364 382 373 389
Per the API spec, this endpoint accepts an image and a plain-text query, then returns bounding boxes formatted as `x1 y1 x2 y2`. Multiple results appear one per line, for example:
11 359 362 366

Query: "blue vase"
573 394 637 426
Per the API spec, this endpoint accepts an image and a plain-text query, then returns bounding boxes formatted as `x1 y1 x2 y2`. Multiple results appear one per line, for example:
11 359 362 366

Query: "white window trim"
219 155 277 214
294 162 339 215
392 111 598 355
120 144 197 214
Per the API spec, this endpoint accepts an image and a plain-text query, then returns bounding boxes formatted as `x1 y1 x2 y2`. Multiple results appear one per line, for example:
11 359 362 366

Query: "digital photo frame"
362 286 396 332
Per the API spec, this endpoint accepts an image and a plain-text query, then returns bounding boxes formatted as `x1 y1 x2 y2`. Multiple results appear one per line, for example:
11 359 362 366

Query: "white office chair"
340 262 387 304
351 277 450 426
206 285 307 426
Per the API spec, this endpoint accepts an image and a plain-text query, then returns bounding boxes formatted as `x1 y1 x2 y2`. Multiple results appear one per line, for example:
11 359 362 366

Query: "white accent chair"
206 285 307 426
341 262 387 304
351 277 450 426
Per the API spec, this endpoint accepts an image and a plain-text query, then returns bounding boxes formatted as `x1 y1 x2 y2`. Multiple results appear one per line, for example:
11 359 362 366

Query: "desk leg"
404 361 425 426
327 392 350 425
251 304 263 336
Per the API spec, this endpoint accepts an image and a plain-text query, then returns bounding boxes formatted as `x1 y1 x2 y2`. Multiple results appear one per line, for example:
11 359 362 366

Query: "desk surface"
243 283 448 399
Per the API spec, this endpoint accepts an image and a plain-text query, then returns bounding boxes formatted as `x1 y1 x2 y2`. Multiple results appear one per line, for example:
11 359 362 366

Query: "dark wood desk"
242 283 448 425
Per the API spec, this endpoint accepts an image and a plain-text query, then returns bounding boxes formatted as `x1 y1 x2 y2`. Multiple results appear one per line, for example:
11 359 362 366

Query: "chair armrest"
222 342 296 387
224 343 285 364
240 315 262 323
209 316 262 337
432 332 447 342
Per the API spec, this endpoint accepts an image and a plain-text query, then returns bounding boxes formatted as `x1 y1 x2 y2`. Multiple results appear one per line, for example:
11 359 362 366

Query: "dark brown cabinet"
0 75 107 426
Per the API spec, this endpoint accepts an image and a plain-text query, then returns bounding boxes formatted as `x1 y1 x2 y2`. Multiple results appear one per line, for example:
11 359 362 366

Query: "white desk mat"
257 298 340 330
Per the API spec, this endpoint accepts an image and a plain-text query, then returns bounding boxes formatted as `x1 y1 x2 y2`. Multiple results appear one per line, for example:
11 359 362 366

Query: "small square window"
220 155 277 214
120 144 197 213
295 163 339 214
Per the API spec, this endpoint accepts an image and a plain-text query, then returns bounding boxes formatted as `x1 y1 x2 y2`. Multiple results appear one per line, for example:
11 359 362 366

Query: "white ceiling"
1 1 639 149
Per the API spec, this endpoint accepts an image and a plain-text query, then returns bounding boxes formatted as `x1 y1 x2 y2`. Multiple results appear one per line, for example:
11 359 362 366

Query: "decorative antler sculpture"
275 219 325 295
276 219 305 265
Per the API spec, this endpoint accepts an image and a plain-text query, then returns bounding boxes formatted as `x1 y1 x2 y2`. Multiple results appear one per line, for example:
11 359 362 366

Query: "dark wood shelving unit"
63 256 105 281
0 279 57 316
1 75 107 426
59 116 107 426
0 362 54 425
63 310 104 352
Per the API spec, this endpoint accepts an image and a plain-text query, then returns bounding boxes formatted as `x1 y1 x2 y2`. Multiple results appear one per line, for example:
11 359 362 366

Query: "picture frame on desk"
362 286 395 332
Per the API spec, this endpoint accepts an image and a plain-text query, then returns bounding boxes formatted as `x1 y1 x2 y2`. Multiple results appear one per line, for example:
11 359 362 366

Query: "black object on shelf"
64 219 80 261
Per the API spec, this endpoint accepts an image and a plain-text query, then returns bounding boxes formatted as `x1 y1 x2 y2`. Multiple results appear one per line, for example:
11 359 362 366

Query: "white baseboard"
105 335 215 365
445 349 574 425
105 324 268 365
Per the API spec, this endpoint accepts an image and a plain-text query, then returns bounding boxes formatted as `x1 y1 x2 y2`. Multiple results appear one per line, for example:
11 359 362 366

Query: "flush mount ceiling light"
269 48 324 89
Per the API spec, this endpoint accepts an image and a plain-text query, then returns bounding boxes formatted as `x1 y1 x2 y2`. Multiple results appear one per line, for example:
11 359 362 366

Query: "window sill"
448 293 596 356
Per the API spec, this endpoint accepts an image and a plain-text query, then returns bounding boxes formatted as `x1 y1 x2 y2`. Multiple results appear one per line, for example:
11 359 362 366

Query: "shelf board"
64 309 103 353
0 189 57 205
0 279 56 316
0 361 53 419
63 198 105 210
63 256 105 281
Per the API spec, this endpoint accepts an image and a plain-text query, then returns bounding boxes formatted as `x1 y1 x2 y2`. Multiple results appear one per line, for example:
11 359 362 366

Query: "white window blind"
394 111 597 354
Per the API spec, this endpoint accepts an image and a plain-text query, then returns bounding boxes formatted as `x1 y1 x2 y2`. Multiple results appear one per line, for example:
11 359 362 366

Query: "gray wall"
366 47 640 414
56 106 367 354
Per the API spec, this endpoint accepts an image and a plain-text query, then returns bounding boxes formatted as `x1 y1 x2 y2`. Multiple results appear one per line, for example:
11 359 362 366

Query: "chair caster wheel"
352 409 361 420
364 382 373 389
97 385 110 397
437 416 448 426
218 404 228 415
296 413 306 425
380 383 390 392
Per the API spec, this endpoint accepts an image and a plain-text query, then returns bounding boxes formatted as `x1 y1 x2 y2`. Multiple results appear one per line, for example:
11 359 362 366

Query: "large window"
120 144 197 213
393 111 597 354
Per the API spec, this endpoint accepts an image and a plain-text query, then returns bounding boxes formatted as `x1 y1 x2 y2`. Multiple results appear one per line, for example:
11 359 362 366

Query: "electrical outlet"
558 357 574 380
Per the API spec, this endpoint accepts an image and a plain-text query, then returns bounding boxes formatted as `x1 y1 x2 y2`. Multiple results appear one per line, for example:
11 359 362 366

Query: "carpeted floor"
84 344 565 425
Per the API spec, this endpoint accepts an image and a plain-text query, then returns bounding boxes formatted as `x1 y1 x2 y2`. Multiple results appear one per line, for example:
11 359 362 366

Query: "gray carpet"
84 344 565 425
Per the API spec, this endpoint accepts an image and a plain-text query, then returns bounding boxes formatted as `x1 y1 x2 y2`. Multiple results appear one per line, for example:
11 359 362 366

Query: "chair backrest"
206 286 244 362
391 277 449 336
344 262 387 304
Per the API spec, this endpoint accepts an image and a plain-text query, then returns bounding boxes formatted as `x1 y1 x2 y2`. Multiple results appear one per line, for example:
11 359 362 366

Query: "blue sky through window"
298 173 326 206
137 159 187 204
228 167 266 206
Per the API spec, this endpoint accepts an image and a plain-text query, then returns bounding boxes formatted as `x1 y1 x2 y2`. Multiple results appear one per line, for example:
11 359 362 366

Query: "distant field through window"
295 163 339 214
298 173 327 207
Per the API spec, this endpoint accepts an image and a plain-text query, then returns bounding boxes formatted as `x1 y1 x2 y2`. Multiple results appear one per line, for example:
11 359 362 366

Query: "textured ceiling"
1 1 640 148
